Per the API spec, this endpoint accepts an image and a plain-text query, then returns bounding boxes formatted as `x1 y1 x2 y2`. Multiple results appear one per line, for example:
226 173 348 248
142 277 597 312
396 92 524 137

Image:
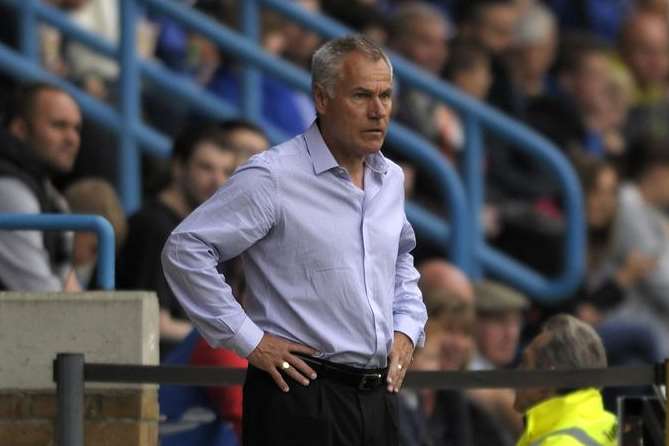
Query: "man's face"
401 18 449 74
315 51 392 160
476 310 522 367
568 53 610 114
624 14 669 87
476 4 518 54
12 89 82 174
513 333 552 413
179 142 238 208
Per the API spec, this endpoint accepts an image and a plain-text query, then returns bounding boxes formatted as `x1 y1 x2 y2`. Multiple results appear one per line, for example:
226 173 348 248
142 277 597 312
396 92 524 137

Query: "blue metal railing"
0 0 584 300
0 214 115 289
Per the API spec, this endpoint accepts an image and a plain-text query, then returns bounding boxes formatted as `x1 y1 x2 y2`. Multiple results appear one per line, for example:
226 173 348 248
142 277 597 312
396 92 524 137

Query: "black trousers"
242 365 400 446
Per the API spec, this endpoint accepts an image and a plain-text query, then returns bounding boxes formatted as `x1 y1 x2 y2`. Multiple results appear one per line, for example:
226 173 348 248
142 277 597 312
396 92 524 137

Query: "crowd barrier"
53 353 668 446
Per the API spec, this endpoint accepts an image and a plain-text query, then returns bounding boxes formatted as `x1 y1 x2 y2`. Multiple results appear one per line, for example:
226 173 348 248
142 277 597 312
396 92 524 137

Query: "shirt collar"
304 121 389 176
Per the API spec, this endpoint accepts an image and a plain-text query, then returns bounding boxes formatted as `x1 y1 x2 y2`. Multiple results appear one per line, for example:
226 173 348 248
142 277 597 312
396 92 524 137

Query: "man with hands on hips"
162 35 427 446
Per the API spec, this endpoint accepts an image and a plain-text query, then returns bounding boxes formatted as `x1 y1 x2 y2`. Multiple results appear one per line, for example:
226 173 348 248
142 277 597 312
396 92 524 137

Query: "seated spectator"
189 333 247 439
618 9 669 143
418 258 474 304
64 178 127 289
456 0 520 114
218 119 270 162
468 281 527 438
400 264 513 446
439 39 492 160
618 9 669 108
607 135 669 357
471 281 527 370
117 122 241 358
514 314 617 446
507 3 558 107
571 155 655 320
0 83 82 291
388 3 452 151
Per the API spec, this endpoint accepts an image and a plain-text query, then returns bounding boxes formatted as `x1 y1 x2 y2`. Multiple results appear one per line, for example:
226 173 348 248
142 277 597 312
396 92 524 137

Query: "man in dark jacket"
0 83 82 291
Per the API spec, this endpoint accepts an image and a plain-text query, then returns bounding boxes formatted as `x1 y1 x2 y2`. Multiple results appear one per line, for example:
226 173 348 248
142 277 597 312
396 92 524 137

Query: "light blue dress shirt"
162 122 426 368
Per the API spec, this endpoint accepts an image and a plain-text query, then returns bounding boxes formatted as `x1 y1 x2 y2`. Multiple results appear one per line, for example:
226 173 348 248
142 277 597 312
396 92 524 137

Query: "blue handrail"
0 0 585 300
0 214 115 289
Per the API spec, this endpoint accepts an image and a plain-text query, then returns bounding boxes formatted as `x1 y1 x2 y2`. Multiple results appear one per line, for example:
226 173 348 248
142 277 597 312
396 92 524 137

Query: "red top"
190 337 248 438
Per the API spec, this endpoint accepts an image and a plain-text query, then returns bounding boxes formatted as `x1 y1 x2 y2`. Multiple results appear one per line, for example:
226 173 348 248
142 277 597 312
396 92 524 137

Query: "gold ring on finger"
397 364 403 370
281 361 290 370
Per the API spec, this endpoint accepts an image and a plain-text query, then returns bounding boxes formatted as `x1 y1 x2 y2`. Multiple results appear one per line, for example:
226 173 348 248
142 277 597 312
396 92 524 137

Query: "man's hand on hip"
247 333 318 392
387 331 414 393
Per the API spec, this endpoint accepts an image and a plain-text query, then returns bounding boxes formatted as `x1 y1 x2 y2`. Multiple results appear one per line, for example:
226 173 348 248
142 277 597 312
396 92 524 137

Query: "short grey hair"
535 314 607 371
514 4 557 46
311 35 393 98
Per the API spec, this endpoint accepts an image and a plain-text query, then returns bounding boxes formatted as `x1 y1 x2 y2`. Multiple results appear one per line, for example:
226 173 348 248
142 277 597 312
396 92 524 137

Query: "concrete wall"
0 292 159 389
0 292 160 446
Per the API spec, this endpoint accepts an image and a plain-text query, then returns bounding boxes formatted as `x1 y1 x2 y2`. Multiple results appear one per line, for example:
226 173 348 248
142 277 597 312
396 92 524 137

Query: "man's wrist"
231 317 264 358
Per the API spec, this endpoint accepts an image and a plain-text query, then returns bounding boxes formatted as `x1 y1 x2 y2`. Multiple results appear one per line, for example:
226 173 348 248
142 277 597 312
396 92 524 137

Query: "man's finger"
393 368 407 392
268 367 290 392
283 364 311 386
288 355 318 380
386 355 400 392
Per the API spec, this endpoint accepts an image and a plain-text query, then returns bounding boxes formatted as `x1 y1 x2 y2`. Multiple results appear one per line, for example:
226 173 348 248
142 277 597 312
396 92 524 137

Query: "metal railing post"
463 114 484 279
55 353 84 446
18 0 39 62
0 213 116 289
240 0 261 122
119 0 141 213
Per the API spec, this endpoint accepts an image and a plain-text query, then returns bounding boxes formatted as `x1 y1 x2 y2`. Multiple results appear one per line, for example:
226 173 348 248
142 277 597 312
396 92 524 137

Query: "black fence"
53 353 668 446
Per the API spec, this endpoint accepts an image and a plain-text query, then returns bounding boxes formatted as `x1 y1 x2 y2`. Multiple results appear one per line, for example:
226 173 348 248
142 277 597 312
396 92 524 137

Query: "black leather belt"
295 354 388 391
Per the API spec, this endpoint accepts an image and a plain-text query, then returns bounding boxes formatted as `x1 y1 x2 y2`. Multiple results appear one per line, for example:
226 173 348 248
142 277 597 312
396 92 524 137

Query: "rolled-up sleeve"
161 160 277 357
392 215 427 347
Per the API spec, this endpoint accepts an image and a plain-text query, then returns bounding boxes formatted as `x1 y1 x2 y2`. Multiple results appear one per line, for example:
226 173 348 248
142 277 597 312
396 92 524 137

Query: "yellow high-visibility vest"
516 388 617 446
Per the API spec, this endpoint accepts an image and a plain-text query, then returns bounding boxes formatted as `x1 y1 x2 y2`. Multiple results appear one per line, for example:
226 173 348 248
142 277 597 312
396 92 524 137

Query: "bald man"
620 10 669 105
418 258 474 304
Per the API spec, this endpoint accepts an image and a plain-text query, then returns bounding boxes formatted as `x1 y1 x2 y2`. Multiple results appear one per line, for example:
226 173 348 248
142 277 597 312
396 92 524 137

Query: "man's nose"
368 97 387 118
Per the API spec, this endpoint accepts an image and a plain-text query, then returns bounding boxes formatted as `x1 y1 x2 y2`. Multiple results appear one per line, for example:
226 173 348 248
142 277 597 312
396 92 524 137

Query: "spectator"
456 0 520 114
508 3 558 106
514 314 617 446
468 280 527 438
388 3 452 151
439 39 492 160
0 83 82 292
117 122 240 358
471 281 528 370
64 178 127 289
618 9 669 108
608 135 669 357
418 258 474 305
218 119 270 162
619 9 669 142
571 155 656 322
401 261 513 446
189 333 248 439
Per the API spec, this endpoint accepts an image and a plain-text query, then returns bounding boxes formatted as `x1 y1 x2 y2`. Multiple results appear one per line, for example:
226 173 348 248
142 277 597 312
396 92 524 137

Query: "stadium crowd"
1 0 669 444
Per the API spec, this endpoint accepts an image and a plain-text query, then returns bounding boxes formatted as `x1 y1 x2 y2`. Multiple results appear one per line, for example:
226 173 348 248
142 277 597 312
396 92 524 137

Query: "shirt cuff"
394 314 425 348
229 316 264 358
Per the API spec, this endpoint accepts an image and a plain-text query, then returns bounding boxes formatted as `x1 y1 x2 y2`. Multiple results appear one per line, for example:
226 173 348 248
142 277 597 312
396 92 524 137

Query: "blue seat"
159 330 238 446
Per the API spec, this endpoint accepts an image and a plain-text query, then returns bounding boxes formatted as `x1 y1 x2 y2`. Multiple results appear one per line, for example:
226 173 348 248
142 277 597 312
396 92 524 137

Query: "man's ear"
8 118 28 141
313 84 329 115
